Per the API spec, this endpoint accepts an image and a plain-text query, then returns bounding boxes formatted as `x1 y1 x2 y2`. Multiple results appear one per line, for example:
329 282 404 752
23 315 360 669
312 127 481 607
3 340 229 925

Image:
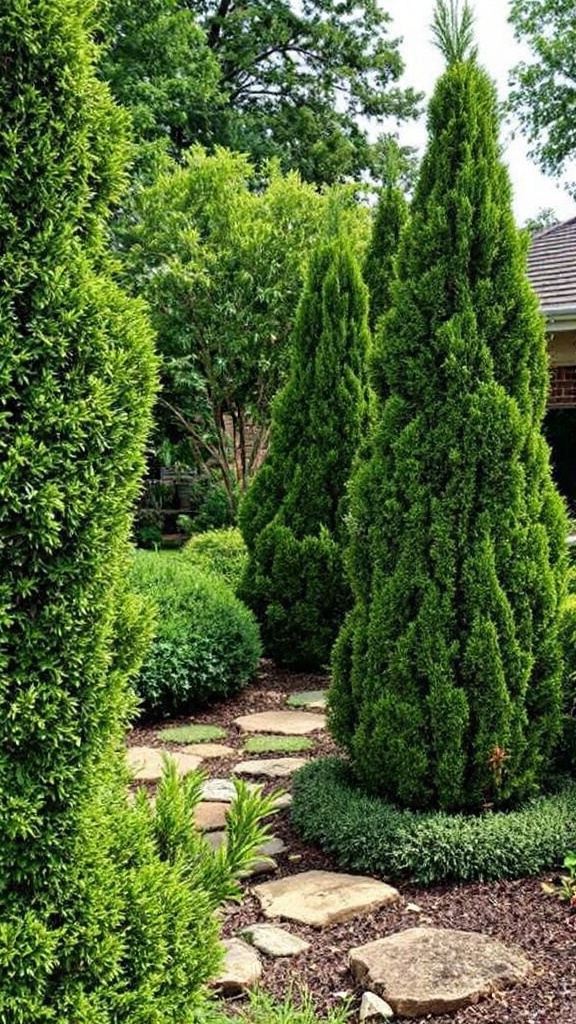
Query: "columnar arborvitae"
0 0 161 1015
363 182 408 332
239 231 370 669
329 0 568 813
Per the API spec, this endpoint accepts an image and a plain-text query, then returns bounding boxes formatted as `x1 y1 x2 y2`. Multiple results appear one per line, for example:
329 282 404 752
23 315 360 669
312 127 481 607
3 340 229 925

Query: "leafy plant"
129 551 261 716
542 851 576 905
158 724 227 744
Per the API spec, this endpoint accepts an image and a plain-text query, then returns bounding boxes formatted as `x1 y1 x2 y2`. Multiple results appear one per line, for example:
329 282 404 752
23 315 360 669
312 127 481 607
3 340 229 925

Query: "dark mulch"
128 661 576 1023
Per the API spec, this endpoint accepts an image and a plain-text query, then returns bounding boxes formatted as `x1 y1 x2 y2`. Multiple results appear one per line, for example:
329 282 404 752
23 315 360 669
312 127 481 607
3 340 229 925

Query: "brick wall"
549 365 576 408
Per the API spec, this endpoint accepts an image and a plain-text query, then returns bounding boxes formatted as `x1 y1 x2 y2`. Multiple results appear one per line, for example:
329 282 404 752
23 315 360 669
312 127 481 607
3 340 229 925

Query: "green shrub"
130 551 261 715
181 528 248 592
291 758 576 885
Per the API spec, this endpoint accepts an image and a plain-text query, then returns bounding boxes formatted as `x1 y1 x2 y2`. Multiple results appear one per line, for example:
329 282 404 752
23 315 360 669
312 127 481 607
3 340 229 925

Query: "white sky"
382 0 576 224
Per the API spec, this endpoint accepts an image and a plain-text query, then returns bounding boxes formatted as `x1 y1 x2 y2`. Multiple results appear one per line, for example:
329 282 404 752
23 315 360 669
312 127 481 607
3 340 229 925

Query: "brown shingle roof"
527 217 576 315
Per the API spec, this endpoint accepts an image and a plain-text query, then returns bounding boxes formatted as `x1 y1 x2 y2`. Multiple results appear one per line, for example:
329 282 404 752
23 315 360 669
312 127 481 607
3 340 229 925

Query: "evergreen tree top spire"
432 0 477 65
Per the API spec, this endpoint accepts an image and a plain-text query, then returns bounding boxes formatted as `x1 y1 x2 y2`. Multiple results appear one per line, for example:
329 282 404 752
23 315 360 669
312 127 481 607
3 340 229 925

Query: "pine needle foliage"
329 30 568 812
432 0 477 65
239 231 371 669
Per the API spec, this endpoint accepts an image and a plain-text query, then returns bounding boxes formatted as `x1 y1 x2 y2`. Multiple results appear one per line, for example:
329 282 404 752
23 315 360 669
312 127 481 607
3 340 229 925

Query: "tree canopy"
508 0 576 188
99 0 421 184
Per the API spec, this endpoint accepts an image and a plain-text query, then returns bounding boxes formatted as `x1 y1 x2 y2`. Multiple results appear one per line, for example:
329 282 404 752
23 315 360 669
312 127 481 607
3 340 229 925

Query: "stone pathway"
127 687 534 1020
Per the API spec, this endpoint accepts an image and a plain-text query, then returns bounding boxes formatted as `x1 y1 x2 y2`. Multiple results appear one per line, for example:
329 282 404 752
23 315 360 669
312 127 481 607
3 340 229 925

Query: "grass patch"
158 724 227 744
286 690 327 708
292 756 576 885
243 734 314 754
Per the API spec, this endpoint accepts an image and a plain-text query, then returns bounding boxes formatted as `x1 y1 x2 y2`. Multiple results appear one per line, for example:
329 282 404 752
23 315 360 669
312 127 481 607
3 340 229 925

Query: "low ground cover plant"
542 851 576 905
181 527 248 593
243 735 314 754
158 724 227 744
291 757 576 885
130 551 261 716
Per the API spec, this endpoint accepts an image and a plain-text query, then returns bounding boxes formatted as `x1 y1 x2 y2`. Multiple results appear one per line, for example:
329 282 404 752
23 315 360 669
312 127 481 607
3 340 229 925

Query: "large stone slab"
126 746 202 782
234 710 326 735
212 938 262 995
286 689 328 710
240 923 310 958
253 870 400 927
233 757 308 778
349 927 532 1018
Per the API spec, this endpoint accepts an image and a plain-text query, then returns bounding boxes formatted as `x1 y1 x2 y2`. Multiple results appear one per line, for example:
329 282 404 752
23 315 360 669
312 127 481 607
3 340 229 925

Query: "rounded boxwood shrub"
130 550 261 715
291 757 576 885
181 527 248 593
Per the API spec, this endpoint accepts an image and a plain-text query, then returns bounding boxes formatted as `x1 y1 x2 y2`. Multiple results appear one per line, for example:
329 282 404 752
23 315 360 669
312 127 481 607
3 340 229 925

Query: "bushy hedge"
556 591 576 776
181 528 247 593
291 757 576 885
130 551 261 715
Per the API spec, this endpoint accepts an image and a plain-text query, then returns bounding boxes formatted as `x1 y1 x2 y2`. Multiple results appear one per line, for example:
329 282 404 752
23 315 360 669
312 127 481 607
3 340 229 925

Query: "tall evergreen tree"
239 230 371 669
329 0 568 813
0 3 268 1019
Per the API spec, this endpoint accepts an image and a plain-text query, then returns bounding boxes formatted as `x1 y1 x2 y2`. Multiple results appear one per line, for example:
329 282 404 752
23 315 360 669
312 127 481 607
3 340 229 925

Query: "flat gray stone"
253 870 400 927
126 746 203 782
212 938 262 995
201 778 237 802
271 792 293 810
206 833 285 869
240 856 278 878
194 802 229 831
233 757 308 778
204 830 226 851
286 689 328 710
234 710 326 735
240 924 310 958
360 992 395 1021
349 927 532 1018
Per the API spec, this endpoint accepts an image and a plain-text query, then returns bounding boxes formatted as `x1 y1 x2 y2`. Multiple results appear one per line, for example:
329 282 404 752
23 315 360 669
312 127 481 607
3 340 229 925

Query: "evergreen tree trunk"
329 13 567 813
239 232 371 669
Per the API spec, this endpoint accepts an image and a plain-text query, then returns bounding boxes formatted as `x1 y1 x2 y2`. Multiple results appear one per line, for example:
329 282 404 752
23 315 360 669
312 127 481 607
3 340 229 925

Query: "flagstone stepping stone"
205 833 286 871
126 746 202 782
253 870 400 927
286 689 328 710
212 938 262 996
233 757 308 778
359 992 394 1021
183 743 236 759
271 792 293 810
195 802 229 831
349 927 533 1019
201 778 238 802
234 710 326 735
240 923 311 958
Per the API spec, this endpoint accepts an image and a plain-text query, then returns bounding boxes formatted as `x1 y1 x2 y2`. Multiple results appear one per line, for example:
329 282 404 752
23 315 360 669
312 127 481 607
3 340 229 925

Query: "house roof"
527 217 576 318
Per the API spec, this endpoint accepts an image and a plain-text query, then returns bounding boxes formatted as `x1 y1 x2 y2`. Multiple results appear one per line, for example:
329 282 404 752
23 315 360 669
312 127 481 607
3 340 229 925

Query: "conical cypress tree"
239 231 370 669
363 181 408 333
329 0 568 813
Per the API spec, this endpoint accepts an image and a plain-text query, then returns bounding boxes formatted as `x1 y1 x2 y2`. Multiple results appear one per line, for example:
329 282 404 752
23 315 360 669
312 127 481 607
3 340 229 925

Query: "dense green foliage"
329 7 568 813
509 0 576 187
239 232 371 669
130 551 261 715
556 590 576 775
363 182 408 332
0 2 272 1019
121 147 369 511
100 0 421 185
181 528 248 593
292 758 576 885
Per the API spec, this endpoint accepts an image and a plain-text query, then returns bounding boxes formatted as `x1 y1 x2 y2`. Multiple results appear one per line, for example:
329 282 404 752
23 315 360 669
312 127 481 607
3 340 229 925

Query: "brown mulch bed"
128 661 576 1024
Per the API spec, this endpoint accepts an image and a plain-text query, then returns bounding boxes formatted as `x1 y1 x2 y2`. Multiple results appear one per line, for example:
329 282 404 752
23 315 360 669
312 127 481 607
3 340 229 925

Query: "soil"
128 661 576 1024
